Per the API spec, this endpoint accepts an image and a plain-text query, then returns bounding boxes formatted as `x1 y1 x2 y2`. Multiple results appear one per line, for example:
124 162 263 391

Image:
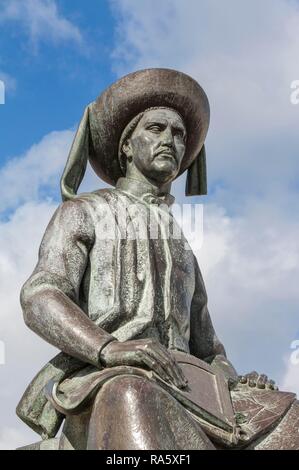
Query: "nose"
160 127 174 148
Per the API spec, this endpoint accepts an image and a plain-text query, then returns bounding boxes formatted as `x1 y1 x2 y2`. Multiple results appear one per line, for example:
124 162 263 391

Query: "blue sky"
0 0 299 449
0 1 116 165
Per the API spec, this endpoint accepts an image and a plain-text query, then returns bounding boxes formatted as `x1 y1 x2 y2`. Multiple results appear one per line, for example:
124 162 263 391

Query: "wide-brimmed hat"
61 68 210 200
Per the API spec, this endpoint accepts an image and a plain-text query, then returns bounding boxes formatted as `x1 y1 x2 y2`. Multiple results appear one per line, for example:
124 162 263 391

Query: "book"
149 351 240 446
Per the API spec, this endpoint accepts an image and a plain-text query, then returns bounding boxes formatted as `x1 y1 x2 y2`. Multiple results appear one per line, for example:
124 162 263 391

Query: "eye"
147 124 163 133
174 129 186 142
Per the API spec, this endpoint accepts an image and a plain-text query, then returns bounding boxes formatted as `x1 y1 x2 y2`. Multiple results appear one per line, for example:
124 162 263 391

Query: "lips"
155 149 176 161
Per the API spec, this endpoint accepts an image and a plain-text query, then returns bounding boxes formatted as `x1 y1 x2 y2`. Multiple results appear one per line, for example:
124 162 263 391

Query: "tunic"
17 177 226 438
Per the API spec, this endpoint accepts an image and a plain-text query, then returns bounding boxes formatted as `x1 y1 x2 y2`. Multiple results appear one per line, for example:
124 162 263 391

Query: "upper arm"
189 256 226 360
21 198 95 305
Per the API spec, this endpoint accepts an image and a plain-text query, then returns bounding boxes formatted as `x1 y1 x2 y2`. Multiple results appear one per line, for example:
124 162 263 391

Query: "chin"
152 161 178 180
151 169 178 185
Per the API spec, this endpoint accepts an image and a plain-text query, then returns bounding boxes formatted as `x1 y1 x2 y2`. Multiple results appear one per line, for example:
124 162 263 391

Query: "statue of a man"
17 69 299 450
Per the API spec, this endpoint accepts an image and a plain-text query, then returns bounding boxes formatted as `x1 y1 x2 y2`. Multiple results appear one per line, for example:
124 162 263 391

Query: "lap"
56 374 299 450
60 374 215 450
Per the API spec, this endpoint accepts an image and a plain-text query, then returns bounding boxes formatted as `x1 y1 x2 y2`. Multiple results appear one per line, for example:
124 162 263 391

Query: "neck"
126 164 172 195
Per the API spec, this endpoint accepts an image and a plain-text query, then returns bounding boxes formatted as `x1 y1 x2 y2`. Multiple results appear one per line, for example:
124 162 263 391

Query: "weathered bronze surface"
16 69 299 450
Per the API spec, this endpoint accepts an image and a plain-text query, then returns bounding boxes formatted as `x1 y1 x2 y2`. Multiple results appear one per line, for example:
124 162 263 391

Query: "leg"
59 410 91 450
87 374 215 450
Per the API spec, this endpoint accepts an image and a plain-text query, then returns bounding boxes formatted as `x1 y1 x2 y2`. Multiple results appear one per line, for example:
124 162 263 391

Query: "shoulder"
49 189 119 238
67 188 118 211
43 193 103 244
54 189 113 219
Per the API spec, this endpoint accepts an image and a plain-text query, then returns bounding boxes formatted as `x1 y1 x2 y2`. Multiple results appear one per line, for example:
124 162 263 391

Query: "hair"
118 106 185 174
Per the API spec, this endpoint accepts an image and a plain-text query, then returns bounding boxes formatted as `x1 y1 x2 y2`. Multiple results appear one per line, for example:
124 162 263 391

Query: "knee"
88 375 169 450
94 375 156 410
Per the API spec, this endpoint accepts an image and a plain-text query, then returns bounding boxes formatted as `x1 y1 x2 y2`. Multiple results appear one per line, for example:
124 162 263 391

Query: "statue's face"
124 108 186 184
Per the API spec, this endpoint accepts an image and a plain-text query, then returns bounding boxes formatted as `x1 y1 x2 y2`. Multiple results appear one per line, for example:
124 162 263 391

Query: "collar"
116 177 175 207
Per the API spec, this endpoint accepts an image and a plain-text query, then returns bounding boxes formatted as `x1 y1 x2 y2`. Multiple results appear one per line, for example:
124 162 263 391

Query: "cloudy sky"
0 0 299 449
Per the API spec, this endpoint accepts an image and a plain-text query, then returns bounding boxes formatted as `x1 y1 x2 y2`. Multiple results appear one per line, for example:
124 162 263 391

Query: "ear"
122 139 133 159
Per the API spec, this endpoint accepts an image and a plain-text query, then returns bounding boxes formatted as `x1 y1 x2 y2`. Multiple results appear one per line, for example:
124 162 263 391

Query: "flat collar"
116 177 175 207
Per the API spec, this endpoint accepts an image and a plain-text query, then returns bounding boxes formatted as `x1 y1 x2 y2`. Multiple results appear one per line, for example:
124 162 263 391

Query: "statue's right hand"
100 338 188 390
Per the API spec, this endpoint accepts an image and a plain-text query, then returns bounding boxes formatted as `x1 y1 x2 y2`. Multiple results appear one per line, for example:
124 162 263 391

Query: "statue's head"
60 68 210 201
119 107 186 184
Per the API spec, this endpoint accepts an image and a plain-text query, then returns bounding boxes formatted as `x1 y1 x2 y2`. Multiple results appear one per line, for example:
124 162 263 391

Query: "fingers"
141 353 174 386
238 374 257 386
256 374 267 389
267 379 278 390
238 372 278 391
238 375 248 384
100 339 186 388
242 371 261 387
249 378 258 387
155 346 187 388
245 371 259 382
144 343 187 389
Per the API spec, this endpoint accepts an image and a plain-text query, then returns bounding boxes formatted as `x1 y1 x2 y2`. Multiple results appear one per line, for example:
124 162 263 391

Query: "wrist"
98 338 118 367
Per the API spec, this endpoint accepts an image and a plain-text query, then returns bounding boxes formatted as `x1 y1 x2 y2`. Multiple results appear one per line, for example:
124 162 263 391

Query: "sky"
0 0 299 449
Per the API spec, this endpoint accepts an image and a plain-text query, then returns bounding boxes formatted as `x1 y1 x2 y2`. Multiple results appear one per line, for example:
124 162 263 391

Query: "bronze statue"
17 69 299 450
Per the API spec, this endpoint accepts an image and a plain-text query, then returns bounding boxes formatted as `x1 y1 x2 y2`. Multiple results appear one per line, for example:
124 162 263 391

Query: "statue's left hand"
237 371 278 390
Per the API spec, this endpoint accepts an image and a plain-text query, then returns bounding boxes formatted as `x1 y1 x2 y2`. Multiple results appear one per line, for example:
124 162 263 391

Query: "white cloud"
0 127 107 448
111 0 299 204
0 71 16 93
110 0 299 389
282 358 299 396
0 129 74 212
0 200 60 449
0 127 298 448
0 129 72 447
0 0 83 48
1 195 298 447
0 125 106 213
1 1 299 446
0 426 36 450
178 199 299 385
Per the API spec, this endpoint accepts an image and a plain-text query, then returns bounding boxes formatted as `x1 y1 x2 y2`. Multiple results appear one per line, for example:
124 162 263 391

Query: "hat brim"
88 68 210 186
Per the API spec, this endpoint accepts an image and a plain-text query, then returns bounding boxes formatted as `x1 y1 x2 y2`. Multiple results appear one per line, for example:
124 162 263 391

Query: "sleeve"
20 197 115 367
189 256 226 360
189 256 238 381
